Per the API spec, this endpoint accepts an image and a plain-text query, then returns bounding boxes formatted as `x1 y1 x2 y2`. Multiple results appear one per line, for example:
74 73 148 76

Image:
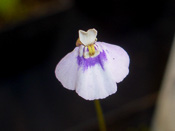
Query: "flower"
55 28 130 100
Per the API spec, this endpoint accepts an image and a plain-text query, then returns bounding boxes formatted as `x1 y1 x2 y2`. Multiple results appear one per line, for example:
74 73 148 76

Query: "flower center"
87 44 95 56
82 44 100 58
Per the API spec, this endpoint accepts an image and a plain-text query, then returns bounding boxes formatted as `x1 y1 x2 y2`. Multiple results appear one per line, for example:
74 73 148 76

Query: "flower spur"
55 28 130 100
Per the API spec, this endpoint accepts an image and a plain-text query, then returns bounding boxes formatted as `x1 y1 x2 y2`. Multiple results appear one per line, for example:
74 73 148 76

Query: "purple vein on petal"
77 50 107 71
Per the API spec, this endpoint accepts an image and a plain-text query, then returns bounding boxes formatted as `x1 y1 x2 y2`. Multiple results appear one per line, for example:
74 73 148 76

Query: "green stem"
94 100 107 131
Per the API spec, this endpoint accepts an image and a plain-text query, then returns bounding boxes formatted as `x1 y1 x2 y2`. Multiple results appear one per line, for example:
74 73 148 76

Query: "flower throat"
87 44 95 56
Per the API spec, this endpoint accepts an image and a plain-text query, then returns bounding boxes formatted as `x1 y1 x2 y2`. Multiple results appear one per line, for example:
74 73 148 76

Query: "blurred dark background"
0 0 175 130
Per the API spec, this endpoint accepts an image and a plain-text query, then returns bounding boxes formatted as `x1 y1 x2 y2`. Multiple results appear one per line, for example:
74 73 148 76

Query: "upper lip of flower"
78 28 97 46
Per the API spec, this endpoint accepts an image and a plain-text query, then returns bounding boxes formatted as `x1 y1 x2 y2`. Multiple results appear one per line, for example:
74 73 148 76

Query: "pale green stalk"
94 100 107 131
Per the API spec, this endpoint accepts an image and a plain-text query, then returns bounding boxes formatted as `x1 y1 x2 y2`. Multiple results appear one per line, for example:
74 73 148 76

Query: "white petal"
98 42 130 83
55 47 79 90
75 64 117 100
79 29 97 46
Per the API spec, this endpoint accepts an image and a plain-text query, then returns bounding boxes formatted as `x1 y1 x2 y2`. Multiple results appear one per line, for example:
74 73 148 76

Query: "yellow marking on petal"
87 45 92 55
91 44 95 55
88 44 95 56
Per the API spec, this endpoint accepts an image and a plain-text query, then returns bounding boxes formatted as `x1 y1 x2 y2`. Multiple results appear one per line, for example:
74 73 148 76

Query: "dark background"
0 0 175 130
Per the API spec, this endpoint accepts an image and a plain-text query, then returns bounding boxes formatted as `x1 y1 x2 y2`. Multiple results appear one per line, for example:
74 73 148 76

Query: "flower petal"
55 47 79 90
75 63 117 100
79 29 97 46
98 42 130 83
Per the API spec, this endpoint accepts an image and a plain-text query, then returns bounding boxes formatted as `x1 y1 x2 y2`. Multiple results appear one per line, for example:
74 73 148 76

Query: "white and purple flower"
55 28 130 100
